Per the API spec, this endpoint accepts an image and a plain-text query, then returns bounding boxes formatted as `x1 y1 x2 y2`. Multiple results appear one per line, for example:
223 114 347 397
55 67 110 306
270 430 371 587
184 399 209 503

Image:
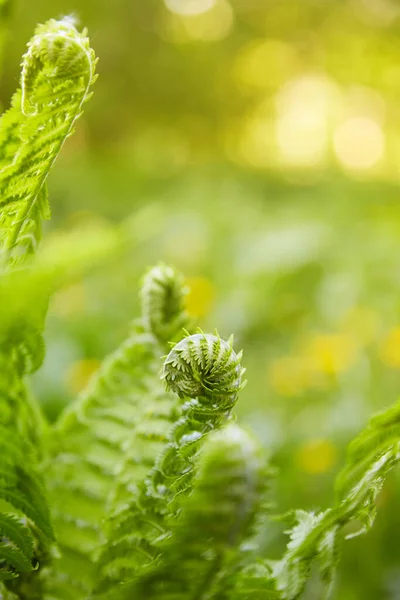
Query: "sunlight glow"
333 117 385 170
275 75 336 167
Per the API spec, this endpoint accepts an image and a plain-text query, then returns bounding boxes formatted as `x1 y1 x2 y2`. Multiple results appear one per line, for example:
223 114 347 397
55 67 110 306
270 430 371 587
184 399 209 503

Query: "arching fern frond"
127 424 266 600
0 17 97 267
269 397 400 599
0 17 97 596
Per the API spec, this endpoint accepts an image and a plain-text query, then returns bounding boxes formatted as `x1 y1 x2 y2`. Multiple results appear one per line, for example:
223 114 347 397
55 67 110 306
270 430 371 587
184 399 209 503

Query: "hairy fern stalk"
0 13 399 600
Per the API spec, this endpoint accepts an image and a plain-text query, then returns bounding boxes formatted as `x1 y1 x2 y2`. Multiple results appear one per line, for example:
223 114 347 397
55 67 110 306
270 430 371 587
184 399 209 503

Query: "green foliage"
0 16 97 268
127 424 267 600
0 15 97 600
94 330 245 595
43 264 189 599
1 13 400 600
249 398 400 600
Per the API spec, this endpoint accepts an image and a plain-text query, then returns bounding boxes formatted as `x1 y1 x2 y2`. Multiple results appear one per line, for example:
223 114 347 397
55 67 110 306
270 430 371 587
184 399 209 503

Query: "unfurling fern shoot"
95 332 246 593
0 17 97 267
153 332 246 497
141 263 189 344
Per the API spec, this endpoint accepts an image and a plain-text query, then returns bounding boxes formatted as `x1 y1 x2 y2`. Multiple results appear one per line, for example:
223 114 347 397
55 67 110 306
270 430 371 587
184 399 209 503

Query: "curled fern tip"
162 332 245 403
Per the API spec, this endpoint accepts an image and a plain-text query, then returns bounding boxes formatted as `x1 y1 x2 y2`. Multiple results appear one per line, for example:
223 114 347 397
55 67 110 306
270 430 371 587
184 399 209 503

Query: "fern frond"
271 397 400 599
0 514 34 561
335 397 400 505
42 265 189 599
141 263 190 344
127 424 266 600
0 542 33 579
95 331 245 593
0 14 99 598
0 17 97 267
0 420 53 593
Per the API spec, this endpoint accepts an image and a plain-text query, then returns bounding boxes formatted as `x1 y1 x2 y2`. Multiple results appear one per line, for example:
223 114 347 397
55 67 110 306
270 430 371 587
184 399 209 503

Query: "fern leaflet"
0 17 97 267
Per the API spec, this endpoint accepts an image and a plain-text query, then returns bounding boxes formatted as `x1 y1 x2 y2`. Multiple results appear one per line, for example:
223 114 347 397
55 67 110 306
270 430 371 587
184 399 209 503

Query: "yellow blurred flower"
185 276 215 319
51 282 87 318
65 359 101 394
302 333 358 376
380 327 400 368
269 355 314 397
296 438 337 474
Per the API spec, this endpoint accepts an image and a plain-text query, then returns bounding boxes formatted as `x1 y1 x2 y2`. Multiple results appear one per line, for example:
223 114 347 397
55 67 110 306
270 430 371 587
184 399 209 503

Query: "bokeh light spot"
333 117 385 171
275 75 337 168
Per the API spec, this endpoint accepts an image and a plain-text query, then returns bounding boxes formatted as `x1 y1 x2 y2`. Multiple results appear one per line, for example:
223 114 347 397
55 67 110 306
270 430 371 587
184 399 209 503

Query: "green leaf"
0 17 97 268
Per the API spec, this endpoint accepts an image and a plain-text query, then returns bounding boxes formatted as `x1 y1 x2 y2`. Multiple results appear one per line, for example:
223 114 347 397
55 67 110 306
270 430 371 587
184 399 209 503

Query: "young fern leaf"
141 263 190 344
270 397 400 600
42 265 189 600
127 424 266 600
0 17 97 267
95 332 245 594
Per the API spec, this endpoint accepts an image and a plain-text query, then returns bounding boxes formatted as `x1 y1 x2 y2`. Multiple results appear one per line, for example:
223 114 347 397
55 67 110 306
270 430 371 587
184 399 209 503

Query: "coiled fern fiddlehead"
0 17 97 267
140 263 189 344
95 331 245 594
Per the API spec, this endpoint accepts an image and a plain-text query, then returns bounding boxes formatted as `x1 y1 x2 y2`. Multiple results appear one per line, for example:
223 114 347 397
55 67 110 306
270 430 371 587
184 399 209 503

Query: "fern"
0 16 96 599
0 342 54 598
127 424 266 600
42 264 190 599
0 17 97 267
2 12 400 600
242 398 400 600
94 331 245 593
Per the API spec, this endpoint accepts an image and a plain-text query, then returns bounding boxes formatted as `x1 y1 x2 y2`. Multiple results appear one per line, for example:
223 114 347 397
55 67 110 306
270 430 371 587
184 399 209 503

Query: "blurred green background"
4 0 400 597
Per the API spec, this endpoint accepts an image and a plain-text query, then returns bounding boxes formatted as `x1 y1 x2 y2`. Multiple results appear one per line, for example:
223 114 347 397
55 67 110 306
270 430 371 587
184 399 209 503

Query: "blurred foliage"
3 0 400 598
